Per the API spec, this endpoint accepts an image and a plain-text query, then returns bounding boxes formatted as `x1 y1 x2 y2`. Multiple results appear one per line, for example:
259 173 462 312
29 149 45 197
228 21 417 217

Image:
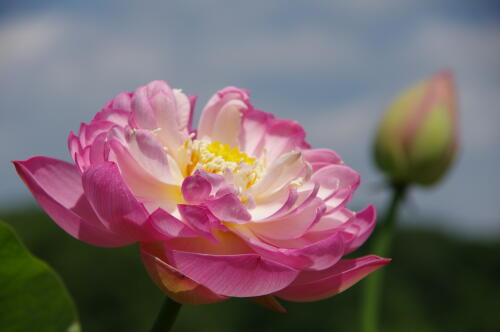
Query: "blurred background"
1 1 499 331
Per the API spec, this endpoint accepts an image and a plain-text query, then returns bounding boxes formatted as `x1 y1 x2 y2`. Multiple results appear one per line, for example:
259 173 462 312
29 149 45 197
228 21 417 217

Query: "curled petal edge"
275 255 390 302
165 249 300 297
13 157 133 247
340 205 377 254
140 243 228 305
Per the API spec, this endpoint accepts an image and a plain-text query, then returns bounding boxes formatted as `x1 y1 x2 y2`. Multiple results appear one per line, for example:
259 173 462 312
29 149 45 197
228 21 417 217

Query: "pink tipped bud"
374 70 459 186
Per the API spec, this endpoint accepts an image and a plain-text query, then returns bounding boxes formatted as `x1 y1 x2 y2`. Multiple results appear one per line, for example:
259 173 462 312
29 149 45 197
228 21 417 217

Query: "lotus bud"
374 70 458 186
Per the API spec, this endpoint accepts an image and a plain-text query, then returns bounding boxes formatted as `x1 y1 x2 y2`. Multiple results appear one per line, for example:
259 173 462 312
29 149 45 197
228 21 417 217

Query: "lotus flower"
14 81 389 309
374 70 458 186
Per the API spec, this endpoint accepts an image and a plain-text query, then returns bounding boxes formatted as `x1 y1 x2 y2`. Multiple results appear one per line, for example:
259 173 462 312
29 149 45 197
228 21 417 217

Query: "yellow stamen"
186 139 263 189
205 141 255 165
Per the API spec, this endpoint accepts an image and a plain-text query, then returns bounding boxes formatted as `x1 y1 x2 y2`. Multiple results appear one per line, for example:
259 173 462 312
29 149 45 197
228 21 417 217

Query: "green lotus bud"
374 70 459 186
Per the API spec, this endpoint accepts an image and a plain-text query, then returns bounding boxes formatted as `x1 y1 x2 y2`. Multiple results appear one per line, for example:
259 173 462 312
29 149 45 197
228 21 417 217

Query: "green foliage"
0 219 80 332
1 208 499 332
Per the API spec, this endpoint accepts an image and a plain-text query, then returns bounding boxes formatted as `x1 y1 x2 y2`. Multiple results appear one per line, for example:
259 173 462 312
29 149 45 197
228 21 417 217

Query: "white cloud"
0 13 65 69
203 26 364 75
317 0 415 17
459 86 500 152
302 97 382 152
410 20 500 78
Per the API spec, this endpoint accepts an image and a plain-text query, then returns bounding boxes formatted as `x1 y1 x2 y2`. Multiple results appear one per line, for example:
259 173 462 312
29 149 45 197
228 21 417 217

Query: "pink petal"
152 91 189 152
186 95 198 131
250 181 319 222
264 118 310 163
80 121 116 147
248 188 299 221
178 204 219 242
107 138 182 212
13 157 132 247
197 87 250 144
130 81 188 155
271 232 344 271
238 109 311 161
88 132 109 165
239 109 274 157
275 255 390 302
311 164 360 211
210 99 247 146
194 170 237 198
302 148 342 171
166 250 299 297
125 129 172 183
68 131 86 171
234 226 344 271
165 229 252 255
205 193 251 224
130 83 162 129
249 198 325 240
173 89 193 133
140 243 228 305
251 151 306 199
181 173 212 203
304 206 376 254
93 107 130 127
74 146 91 172
81 162 150 240
101 91 133 113
308 208 354 233
339 205 377 254
143 208 199 241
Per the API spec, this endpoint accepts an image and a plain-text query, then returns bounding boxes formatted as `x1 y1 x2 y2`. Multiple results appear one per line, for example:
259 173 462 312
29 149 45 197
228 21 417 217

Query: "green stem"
150 297 182 332
360 183 407 332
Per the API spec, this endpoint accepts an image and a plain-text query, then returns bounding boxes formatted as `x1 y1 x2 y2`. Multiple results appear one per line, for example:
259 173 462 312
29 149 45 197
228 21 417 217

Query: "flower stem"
150 297 182 332
360 183 407 332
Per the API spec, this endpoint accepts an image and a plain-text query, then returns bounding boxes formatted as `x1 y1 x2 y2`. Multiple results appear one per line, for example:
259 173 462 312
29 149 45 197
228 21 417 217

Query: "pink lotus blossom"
14 80 389 308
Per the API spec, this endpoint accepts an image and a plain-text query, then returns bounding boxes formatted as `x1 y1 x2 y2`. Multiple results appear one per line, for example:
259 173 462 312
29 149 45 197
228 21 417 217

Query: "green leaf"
0 219 81 332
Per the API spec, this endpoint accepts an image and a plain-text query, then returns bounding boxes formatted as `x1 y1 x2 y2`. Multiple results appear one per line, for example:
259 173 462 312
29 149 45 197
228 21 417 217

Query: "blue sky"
1 0 499 238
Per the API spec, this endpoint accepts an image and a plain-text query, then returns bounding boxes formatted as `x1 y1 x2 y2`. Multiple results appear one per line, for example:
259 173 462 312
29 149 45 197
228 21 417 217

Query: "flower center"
187 139 263 189
205 141 255 166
